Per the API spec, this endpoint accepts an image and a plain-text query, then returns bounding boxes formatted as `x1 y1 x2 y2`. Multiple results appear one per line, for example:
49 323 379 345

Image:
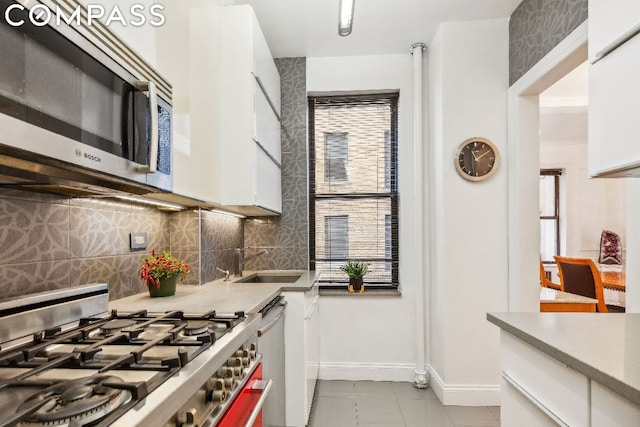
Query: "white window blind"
309 93 399 288
324 133 348 182
325 215 349 259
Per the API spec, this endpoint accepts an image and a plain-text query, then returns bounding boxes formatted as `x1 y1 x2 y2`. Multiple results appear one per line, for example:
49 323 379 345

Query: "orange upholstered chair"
554 256 613 312
540 261 561 290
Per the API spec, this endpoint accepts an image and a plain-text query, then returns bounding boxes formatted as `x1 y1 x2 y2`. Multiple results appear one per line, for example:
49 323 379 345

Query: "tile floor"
308 380 500 427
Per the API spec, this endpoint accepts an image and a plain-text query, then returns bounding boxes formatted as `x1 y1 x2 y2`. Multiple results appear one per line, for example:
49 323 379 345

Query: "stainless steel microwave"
0 0 172 195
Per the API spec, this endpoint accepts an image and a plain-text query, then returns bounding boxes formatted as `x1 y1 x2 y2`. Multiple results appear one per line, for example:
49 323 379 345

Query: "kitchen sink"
234 273 302 283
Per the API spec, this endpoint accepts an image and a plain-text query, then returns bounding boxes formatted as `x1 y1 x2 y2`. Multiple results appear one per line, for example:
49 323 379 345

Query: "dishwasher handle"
257 300 287 337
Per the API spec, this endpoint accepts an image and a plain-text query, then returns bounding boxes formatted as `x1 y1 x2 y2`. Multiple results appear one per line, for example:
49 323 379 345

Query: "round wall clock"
454 137 499 182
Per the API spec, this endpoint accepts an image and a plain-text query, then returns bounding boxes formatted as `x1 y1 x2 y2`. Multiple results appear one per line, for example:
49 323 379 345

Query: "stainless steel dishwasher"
258 295 287 427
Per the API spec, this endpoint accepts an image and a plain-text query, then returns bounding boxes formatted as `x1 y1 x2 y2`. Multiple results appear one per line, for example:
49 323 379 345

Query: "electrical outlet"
130 232 148 250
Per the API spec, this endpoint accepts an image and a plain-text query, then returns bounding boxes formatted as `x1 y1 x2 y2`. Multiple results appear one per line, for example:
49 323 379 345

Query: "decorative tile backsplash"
0 189 243 301
244 57 309 271
201 210 244 282
509 0 587 85
0 196 69 264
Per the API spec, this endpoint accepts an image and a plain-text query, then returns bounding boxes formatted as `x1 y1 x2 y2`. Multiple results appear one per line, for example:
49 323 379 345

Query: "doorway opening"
506 22 588 311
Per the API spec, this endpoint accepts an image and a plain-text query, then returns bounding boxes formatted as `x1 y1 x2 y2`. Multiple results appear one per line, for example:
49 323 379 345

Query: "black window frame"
309 92 400 289
540 169 561 263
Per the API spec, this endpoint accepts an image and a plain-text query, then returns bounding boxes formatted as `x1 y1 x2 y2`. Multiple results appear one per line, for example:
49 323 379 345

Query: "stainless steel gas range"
0 284 268 426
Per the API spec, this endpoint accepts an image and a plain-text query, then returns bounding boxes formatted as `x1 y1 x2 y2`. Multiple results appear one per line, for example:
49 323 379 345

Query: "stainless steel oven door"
0 0 172 192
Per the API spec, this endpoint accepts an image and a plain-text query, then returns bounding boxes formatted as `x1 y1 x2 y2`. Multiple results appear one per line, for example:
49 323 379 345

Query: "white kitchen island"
488 312 640 426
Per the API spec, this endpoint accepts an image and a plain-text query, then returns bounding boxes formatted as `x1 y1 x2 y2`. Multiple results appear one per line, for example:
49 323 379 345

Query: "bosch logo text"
83 153 101 163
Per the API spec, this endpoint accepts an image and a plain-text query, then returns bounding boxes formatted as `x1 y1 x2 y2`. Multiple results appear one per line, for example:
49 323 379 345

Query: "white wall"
307 54 420 381
540 138 626 260
428 19 509 405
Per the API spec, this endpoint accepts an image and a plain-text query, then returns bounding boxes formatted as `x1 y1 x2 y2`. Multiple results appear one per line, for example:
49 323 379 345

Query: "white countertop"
109 270 318 315
488 312 640 405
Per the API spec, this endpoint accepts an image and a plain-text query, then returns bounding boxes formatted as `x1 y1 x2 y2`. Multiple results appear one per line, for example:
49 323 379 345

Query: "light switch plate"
130 232 148 250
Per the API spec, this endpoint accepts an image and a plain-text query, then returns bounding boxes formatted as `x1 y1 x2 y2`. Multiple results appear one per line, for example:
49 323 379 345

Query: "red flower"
138 250 191 287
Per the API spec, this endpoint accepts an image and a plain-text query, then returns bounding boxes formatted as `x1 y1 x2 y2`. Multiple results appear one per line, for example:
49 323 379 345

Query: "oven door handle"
134 80 159 174
243 379 274 427
258 300 287 337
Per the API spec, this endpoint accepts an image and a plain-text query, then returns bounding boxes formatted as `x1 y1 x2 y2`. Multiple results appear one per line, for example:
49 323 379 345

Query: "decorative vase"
148 275 179 297
348 277 364 293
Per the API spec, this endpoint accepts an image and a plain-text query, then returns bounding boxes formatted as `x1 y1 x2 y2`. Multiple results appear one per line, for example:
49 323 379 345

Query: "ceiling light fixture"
338 0 355 36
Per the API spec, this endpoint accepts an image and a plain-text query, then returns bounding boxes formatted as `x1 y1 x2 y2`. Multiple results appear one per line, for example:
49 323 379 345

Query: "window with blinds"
309 93 399 289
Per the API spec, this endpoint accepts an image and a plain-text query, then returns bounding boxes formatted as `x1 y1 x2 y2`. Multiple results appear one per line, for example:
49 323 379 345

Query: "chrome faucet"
237 248 269 277
216 267 230 282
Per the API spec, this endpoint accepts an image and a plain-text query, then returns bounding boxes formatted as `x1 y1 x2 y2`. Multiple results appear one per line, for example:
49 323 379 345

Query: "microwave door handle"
134 80 159 173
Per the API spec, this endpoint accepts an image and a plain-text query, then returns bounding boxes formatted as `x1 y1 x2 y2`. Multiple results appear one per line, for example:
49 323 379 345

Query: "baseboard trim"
319 362 416 382
428 366 501 406
318 362 501 405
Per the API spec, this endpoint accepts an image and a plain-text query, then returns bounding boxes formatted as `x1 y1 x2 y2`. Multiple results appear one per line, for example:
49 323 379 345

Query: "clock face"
455 137 499 181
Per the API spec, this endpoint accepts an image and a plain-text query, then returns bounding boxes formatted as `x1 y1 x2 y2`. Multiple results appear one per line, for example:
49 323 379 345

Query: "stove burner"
100 319 135 335
210 321 231 332
16 376 131 426
184 321 210 336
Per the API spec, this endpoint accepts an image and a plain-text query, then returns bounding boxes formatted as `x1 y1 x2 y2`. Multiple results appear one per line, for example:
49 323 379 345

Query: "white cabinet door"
253 78 281 164
251 15 281 116
283 285 319 427
501 332 590 426
154 0 220 203
255 148 282 214
304 294 320 424
589 33 640 177
501 377 564 427
219 5 282 215
589 0 640 62
591 381 640 426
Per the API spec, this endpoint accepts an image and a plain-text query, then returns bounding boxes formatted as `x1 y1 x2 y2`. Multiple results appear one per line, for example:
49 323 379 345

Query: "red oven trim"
218 363 264 427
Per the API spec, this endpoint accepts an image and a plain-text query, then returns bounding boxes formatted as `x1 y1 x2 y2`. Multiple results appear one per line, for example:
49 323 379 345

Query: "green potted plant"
139 250 191 297
340 260 370 293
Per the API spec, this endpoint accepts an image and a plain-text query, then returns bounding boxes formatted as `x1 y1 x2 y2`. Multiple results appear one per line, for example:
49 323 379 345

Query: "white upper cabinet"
588 0 640 62
254 78 282 164
588 0 640 177
154 1 222 203
219 5 282 215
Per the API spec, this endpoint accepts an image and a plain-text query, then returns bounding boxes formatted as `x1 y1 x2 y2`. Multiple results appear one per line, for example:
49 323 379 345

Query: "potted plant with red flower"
139 250 191 297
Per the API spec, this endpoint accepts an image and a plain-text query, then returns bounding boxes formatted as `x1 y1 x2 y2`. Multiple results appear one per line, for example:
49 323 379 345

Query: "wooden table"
540 288 598 312
601 271 626 308
601 271 625 291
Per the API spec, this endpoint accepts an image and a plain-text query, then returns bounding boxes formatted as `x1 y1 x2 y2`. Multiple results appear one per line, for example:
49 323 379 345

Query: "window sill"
319 288 402 297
